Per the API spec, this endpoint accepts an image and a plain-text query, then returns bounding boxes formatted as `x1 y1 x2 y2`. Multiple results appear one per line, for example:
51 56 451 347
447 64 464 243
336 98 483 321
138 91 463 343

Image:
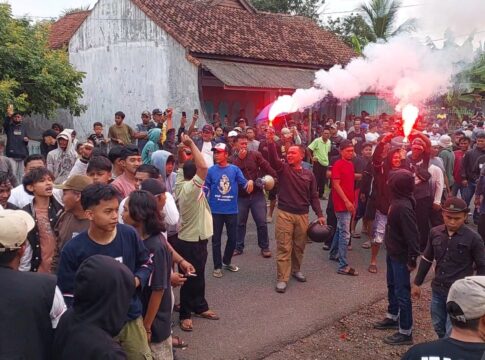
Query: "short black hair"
183 160 197 180
454 130 465 136
477 131 485 140
127 190 165 236
81 184 119 210
0 250 19 266
87 156 113 173
115 111 125 119
136 164 160 178
51 123 64 132
447 301 480 331
478 121 484 128
108 145 125 163
459 136 471 143
322 126 331 132
24 154 46 167
93 122 103 128
23 167 54 195
361 142 373 151
120 144 139 160
237 133 248 141
0 172 11 186
339 140 354 150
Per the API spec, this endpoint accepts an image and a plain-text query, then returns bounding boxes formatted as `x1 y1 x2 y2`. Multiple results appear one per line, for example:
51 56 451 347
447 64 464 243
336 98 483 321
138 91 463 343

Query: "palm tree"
359 0 415 42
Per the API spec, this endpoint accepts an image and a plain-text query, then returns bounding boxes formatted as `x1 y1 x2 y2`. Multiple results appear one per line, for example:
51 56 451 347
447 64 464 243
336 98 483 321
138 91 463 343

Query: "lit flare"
269 95 297 122
402 104 419 142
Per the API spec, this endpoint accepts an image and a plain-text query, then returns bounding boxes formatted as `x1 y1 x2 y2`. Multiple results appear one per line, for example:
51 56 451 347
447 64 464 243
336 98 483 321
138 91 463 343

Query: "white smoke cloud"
270 0 483 119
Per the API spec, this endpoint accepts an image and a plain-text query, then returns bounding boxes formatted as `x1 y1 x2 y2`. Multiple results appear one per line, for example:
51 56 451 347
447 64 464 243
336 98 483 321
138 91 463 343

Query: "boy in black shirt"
402 276 485 360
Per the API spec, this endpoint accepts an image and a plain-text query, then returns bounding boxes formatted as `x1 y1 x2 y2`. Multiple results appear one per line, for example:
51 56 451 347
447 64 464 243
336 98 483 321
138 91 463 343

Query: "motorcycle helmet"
307 220 333 243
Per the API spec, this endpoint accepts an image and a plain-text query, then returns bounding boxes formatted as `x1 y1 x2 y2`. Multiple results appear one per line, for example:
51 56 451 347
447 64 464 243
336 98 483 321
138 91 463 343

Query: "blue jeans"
462 181 476 207
212 214 238 269
329 211 351 271
430 290 452 338
386 255 413 335
236 191 269 251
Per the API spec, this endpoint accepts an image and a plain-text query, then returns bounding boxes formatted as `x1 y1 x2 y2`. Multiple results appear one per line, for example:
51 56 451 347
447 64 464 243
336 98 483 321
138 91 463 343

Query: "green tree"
250 0 324 21
0 4 86 117
359 0 415 41
324 13 373 54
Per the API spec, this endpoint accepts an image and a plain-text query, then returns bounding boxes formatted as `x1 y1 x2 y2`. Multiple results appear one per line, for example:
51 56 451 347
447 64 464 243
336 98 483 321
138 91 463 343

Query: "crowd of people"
1 106 485 360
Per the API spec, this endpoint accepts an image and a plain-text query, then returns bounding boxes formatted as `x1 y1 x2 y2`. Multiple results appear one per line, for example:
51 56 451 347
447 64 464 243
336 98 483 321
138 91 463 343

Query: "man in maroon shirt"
452 136 470 197
265 131 325 293
329 140 358 276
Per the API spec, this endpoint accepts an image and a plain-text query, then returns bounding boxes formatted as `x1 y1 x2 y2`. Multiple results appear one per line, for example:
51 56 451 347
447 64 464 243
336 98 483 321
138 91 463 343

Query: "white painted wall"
69 0 202 138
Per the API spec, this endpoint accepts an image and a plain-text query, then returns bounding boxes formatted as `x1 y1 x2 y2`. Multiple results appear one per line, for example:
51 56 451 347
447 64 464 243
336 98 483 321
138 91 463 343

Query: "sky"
7 0 485 47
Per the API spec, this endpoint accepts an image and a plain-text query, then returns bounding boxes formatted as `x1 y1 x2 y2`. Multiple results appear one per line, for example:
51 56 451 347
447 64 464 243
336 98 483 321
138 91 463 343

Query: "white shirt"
429 164 444 205
118 192 179 226
337 130 348 139
51 286 67 328
8 185 63 208
201 141 214 167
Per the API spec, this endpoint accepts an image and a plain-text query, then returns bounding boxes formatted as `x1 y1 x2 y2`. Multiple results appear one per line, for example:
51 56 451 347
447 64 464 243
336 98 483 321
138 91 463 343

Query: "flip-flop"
194 311 220 320
179 319 193 332
337 268 359 276
351 233 361 239
172 335 188 349
361 241 371 249
368 264 378 274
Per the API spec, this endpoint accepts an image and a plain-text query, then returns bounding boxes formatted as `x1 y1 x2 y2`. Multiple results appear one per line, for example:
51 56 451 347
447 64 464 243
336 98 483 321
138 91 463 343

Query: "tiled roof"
49 11 91 49
131 0 357 68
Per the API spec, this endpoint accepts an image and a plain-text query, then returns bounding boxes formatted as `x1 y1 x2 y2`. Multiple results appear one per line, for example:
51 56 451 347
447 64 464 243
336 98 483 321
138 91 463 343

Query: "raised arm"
181 133 208 180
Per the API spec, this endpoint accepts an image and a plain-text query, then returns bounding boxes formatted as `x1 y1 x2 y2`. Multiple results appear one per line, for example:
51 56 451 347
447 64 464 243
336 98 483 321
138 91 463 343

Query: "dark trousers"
416 197 432 252
386 255 413 335
236 191 269 252
478 214 485 243
325 192 337 246
167 233 178 248
430 208 444 227
174 238 209 320
212 213 238 269
313 162 328 197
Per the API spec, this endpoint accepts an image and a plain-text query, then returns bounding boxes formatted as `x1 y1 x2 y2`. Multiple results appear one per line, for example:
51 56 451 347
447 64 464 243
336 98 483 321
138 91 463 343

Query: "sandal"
179 319 193 332
172 335 188 349
194 310 220 320
368 264 378 274
337 267 359 276
351 233 361 239
361 241 371 249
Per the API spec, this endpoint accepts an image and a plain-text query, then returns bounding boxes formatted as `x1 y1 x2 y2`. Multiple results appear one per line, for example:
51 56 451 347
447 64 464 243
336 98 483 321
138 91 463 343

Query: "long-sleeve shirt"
267 142 323 217
57 224 152 320
230 151 277 197
460 147 485 182
414 224 485 296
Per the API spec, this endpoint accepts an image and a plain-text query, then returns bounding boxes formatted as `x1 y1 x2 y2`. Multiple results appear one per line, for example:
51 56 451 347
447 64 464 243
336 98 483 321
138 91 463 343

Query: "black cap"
152 108 163 115
442 197 469 213
202 124 214 133
140 178 166 196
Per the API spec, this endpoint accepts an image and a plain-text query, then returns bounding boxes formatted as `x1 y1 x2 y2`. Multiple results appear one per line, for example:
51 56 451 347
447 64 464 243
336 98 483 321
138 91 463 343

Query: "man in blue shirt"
205 143 253 278
57 183 153 359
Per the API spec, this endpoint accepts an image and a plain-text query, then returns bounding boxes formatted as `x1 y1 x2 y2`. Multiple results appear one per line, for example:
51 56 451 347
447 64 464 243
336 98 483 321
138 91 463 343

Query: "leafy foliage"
0 4 86 117
250 0 324 22
60 6 91 18
359 0 415 41
324 13 373 54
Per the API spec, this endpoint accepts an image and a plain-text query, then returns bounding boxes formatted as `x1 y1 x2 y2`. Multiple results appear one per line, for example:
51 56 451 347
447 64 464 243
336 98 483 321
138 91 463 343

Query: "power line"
319 3 423 16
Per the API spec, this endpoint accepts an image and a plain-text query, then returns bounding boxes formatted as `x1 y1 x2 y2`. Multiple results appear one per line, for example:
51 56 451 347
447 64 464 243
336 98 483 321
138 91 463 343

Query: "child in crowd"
88 122 109 155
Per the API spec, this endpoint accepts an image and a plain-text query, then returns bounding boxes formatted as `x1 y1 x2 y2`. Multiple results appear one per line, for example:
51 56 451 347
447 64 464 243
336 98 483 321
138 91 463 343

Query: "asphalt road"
173 200 388 360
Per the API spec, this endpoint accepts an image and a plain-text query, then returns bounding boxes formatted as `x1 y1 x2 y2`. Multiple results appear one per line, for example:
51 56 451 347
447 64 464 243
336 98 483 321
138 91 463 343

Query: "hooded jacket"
151 150 177 196
46 130 77 184
4 115 29 159
53 255 135 360
384 169 420 267
141 128 162 164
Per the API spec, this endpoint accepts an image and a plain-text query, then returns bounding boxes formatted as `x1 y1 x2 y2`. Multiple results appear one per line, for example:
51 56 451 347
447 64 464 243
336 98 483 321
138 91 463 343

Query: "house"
50 0 356 137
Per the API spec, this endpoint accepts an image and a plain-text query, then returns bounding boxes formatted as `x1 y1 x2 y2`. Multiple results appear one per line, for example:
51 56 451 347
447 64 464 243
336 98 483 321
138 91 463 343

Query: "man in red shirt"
452 136 470 197
329 140 358 276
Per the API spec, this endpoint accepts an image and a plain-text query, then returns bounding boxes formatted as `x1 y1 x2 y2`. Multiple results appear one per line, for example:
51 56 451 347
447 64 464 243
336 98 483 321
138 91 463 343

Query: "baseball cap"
152 108 163 115
142 110 151 116
202 124 214 133
140 178 166 196
432 123 440 128
441 196 469 213
228 131 238 137
54 175 93 192
447 276 485 322
0 210 35 252
233 127 242 133
211 143 228 152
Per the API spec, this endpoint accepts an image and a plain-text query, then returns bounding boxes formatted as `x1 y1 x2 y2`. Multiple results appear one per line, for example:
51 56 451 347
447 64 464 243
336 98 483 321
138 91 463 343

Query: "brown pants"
275 209 309 282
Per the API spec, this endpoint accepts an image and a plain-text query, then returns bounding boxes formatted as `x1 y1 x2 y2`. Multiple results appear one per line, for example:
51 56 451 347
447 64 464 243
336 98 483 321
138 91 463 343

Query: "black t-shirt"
348 132 366 154
353 156 371 189
401 338 485 360
141 234 173 343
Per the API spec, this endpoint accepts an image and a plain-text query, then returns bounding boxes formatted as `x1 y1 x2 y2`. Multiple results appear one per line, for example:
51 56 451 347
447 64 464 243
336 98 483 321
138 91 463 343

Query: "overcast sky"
7 0 484 46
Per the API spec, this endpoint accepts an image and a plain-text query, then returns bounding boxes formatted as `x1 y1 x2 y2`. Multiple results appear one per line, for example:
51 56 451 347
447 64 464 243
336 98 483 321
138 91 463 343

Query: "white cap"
447 276 485 322
0 210 35 252
228 131 238 137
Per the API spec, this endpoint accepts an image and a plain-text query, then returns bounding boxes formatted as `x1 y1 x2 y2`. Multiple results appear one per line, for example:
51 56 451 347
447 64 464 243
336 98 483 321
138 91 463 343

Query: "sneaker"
266 215 273 223
373 318 399 330
222 263 239 272
212 269 223 278
291 271 307 282
322 244 330 251
261 249 272 258
383 332 413 346
275 281 287 293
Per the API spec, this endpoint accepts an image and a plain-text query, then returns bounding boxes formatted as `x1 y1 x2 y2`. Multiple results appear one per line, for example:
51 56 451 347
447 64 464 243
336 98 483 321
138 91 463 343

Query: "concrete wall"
68 0 202 138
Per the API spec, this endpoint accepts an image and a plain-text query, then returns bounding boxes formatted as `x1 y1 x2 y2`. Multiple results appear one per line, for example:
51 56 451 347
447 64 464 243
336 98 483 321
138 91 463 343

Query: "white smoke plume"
269 0 484 120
